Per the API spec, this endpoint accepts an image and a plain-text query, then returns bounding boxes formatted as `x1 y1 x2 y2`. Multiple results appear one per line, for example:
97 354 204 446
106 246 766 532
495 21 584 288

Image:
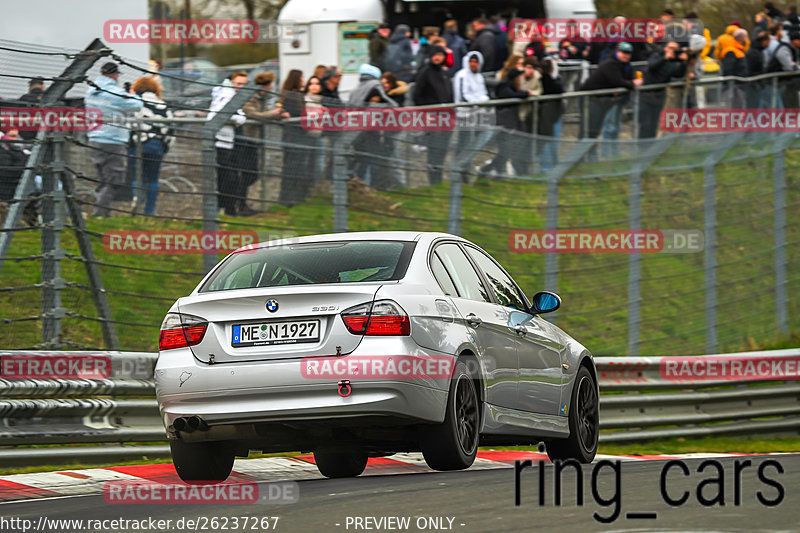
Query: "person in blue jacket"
85 62 143 217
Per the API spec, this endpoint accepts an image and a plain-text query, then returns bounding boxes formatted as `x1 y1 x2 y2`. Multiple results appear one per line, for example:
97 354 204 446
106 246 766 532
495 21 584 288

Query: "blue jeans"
539 119 562 173
128 139 165 215
601 104 622 158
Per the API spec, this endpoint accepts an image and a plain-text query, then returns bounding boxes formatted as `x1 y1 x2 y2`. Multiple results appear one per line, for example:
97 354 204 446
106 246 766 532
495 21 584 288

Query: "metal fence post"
200 83 256 273
332 134 350 233
41 133 65 348
627 137 675 356
702 133 744 354
773 133 793 336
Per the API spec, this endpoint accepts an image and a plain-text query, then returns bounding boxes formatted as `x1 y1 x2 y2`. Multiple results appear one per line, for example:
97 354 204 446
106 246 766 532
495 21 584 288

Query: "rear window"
200 240 416 292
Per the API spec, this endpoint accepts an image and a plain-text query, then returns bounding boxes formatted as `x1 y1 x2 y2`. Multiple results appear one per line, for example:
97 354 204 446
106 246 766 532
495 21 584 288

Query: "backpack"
766 41 792 73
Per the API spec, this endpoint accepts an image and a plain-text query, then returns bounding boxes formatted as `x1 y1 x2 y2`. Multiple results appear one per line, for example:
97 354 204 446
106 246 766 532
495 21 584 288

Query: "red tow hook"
338 380 352 397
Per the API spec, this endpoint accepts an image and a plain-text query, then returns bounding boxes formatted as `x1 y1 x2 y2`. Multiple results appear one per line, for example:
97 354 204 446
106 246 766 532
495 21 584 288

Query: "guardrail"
1 349 798 466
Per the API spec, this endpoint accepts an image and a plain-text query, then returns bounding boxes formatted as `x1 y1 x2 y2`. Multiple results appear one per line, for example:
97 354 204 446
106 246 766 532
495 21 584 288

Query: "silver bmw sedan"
155 231 599 482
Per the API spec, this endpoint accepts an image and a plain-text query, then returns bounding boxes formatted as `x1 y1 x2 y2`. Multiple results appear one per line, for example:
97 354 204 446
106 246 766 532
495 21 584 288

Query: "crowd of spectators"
6 6 800 221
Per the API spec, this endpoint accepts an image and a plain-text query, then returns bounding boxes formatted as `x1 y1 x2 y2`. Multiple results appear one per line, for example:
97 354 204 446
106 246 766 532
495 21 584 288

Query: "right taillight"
159 312 208 350
341 300 410 336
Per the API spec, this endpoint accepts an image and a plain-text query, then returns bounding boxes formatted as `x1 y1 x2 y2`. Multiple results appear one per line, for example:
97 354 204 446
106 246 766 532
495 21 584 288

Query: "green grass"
2 137 800 356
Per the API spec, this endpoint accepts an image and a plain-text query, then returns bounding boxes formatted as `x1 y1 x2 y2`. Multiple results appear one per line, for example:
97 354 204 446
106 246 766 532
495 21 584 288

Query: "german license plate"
232 320 320 347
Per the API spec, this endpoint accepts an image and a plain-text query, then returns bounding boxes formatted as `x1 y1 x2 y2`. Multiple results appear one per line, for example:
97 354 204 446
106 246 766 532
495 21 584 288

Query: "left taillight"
159 312 208 350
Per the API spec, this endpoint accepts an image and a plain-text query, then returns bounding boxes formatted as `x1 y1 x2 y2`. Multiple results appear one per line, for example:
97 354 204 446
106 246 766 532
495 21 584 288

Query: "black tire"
170 439 235 483
546 365 599 463
314 449 368 478
421 358 480 471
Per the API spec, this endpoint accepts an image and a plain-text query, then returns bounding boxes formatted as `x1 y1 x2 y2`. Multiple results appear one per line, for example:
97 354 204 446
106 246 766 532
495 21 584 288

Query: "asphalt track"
2 455 799 533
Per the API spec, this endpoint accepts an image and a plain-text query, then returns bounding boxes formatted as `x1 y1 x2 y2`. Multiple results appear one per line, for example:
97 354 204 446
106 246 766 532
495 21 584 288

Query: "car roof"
236 231 467 252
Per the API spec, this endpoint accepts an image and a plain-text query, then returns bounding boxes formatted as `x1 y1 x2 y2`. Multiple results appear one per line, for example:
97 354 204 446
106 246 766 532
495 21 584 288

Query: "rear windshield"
200 241 416 292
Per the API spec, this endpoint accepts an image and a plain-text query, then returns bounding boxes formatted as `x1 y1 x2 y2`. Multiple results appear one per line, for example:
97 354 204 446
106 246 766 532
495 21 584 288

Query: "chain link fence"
2 39 800 356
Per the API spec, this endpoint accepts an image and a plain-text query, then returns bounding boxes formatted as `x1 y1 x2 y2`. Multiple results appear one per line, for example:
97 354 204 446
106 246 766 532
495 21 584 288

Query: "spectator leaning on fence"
207 71 247 216
239 72 287 216
348 63 397 187
84 62 143 218
479 68 533 177
764 22 795 107
579 43 641 151
413 45 453 185
382 72 409 106
721 29 750 108
276 69 314 207
518 57 542 132
127 77 174 216
638 41 687 139
537 58 564 173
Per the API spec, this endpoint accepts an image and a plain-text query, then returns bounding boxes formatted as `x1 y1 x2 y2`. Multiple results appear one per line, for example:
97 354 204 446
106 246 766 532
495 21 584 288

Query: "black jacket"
722 50 748 78
581 53 634 92
494 79 528 131
745 45 765 76
538 73 564 136
413 62 453 105
469 28 496 72
369 32 389 71
643 50 687 85
0 141 27 202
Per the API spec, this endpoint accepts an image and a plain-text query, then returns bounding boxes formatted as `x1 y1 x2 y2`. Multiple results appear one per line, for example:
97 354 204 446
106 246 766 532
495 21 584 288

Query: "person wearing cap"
85 62 143 217
579 43 641 149
413 45 453 185
370 23 391 72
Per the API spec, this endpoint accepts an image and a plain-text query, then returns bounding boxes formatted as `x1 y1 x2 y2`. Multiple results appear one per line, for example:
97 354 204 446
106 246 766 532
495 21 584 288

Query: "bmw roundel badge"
266 299 279 313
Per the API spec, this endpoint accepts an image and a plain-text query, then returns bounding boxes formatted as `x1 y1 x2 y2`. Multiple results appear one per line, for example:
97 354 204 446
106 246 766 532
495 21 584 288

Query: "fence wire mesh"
2 39 800 356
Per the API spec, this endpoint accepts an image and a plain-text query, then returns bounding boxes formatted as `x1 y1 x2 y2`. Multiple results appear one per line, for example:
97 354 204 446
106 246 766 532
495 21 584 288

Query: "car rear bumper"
155 338 452 439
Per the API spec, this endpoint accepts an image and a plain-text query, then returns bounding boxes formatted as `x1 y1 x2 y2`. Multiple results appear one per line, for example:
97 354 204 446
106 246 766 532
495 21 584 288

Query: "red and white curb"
0 451 778 503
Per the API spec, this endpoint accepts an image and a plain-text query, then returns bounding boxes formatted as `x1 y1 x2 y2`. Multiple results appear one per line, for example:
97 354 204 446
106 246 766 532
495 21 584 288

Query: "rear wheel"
314 449 368 478
546 365 599 463
421 358 480 471
170 439 235 483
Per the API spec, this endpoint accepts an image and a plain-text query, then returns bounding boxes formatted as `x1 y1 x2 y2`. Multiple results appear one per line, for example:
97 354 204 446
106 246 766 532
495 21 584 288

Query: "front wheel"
170 439 235 483
546 365 599 463
421 358 480 471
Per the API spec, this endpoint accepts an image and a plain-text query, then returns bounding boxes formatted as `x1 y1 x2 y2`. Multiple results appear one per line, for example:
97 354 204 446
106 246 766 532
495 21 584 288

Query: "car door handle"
514 324 527 336
465 313 482 327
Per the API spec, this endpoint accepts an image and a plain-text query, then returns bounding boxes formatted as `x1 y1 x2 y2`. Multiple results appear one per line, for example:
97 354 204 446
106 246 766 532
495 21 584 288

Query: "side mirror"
531 291 561 314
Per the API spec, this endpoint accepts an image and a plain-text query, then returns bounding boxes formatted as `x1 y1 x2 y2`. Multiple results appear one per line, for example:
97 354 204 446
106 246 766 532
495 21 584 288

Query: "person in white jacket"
207 72 247 216
453 51 489 103
453 52 490 181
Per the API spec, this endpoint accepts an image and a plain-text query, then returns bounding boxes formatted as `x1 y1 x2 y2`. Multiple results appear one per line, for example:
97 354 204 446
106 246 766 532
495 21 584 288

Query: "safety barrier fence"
3 38 800 360
0 349 797 467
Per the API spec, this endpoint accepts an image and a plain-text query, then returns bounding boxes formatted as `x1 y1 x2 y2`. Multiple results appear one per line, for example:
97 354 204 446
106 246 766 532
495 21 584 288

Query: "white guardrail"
0 349 798 466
